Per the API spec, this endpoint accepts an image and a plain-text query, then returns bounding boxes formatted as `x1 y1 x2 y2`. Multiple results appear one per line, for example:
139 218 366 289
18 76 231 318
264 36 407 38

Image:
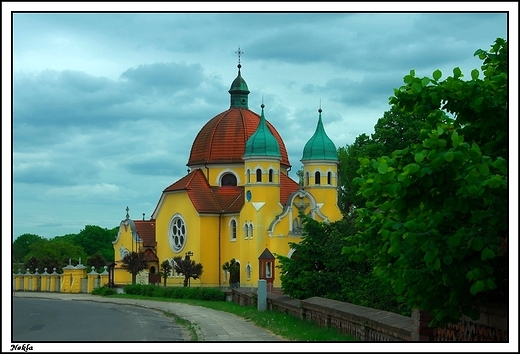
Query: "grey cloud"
120 62 204 90
301 72 403 109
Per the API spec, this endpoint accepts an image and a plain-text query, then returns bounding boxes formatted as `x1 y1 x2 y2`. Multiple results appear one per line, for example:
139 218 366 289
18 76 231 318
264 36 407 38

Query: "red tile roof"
163 169 244 214
161 169 298 214
133 220 156 247
212 185 244 213
280 172 300 206
187 108 290 168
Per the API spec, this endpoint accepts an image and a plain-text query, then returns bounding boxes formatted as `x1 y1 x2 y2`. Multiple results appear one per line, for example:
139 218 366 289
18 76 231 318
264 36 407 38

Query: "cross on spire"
125 206 129 219
235 46 244 72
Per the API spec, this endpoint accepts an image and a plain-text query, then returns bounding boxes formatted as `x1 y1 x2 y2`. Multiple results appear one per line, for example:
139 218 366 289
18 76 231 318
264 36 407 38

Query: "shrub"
121 284 226 301
92 286 116 296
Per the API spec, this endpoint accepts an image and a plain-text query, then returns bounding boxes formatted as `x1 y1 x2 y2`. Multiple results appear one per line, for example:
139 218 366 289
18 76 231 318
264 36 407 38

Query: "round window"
168 215 187 253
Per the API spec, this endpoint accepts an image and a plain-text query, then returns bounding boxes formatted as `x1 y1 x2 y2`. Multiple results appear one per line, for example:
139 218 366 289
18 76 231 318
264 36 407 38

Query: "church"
112 55 343 290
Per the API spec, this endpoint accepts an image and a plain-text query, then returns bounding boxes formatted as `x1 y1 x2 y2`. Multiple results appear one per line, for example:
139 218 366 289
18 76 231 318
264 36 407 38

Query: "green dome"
229 64 250 108
301 109 337 161
243 104 281 159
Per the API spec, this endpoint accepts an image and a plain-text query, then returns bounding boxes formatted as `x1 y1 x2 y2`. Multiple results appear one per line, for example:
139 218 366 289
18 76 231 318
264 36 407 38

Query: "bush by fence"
121 284 226 301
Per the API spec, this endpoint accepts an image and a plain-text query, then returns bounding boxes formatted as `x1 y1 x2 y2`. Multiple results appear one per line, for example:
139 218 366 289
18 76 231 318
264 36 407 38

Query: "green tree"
121 251 148 285
74 225 116 262
295 166 304 186
222 258 240 287
276 214 406 314
344 38 508 326
87 253 107 272
173 256 203 287
13 233 43 263
338 107 431 213
160 259 173 287
24 238 88 272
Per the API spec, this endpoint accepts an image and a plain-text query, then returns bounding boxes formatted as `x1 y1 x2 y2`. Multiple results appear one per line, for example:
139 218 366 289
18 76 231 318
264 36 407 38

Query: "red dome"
188 108 290 168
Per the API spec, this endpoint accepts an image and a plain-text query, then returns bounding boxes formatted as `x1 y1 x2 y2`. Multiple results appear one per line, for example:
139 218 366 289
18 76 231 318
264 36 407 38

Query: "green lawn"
109 294 357 341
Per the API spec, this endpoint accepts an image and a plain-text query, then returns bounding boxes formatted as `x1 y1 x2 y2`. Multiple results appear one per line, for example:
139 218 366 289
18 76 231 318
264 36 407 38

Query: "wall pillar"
87 266 100 293
34 268 42 291
99 266 109 287
41 268 50 292
14 269 23 291
411 309 433 341
51 268 60 292
23 269 30 291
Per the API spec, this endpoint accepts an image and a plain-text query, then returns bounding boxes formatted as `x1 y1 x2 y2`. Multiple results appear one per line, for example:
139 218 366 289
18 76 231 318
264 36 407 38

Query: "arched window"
230 220 237 240
315 171 321 185
256 169 262 182
246 263 252 280
305 172 309 186
221 173 237 186
327 171 332 185
269 169 274 182
249 223 254 239
244 222 249 239
246 169 250 184
168 214 187 253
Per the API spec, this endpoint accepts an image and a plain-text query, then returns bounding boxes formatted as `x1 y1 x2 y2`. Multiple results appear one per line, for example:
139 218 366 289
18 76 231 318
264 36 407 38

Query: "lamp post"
185 251 194 287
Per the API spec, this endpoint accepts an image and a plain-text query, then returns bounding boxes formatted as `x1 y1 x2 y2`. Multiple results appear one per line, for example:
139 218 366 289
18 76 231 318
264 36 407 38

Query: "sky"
4 4 515 242
3 3 518 353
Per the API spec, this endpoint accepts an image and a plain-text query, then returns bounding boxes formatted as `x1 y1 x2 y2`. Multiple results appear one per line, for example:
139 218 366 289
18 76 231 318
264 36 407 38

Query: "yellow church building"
112 58 343 290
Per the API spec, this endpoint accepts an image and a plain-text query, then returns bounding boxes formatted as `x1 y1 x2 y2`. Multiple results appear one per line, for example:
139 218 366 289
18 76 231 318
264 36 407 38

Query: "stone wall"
231 288 412 341
230 288 507 342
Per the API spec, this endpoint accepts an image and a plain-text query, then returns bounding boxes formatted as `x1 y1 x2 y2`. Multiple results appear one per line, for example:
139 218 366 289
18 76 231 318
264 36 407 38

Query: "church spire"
243 103 281 159
229 46 250 108
301 107 337 161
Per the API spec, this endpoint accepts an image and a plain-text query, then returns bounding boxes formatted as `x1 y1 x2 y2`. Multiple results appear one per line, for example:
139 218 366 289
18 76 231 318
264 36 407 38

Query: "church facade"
112 59 343 289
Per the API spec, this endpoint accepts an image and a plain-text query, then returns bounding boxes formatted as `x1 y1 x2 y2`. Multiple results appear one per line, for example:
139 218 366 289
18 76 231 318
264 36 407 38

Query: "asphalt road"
12 298 188 342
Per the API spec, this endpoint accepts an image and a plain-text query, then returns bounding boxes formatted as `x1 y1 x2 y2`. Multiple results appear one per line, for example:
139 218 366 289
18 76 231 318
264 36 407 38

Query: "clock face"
246 190 252 202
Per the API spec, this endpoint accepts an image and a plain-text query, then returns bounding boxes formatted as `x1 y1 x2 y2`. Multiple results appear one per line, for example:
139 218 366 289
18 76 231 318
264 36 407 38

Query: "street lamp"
185 251 194 261
185 251 194 287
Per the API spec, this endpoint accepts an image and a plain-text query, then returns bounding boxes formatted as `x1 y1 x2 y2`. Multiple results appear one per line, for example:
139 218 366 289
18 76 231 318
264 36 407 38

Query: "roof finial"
235 46 244 73
125 206 129 219
261 94 264 109
319 99 322 114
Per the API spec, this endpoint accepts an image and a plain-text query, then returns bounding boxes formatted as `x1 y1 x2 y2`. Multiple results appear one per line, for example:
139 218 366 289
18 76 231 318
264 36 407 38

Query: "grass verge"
163 310 199 341
108 294 357 341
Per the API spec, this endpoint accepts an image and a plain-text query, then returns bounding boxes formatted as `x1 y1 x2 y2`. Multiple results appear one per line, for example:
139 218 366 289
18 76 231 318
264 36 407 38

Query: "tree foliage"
13 225 117 272
23 238 88 273
74 225 117 262
160 259 173 287
344 38 508 326
121 251 148 285
173 256 203 287
276 214 407 314
338 107 431 213
87 253 108 272
13 233 43 263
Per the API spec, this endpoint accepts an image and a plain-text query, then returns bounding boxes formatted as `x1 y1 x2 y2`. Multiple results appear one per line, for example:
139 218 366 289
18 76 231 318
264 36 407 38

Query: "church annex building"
112 56 343 289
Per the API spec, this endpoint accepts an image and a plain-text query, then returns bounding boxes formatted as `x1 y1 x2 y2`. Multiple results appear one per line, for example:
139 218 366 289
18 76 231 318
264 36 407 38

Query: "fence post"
258 280 267 311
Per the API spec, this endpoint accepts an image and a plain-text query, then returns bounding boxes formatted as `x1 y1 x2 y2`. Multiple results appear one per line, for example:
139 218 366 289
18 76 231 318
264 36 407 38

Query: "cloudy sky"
5 4 513 241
